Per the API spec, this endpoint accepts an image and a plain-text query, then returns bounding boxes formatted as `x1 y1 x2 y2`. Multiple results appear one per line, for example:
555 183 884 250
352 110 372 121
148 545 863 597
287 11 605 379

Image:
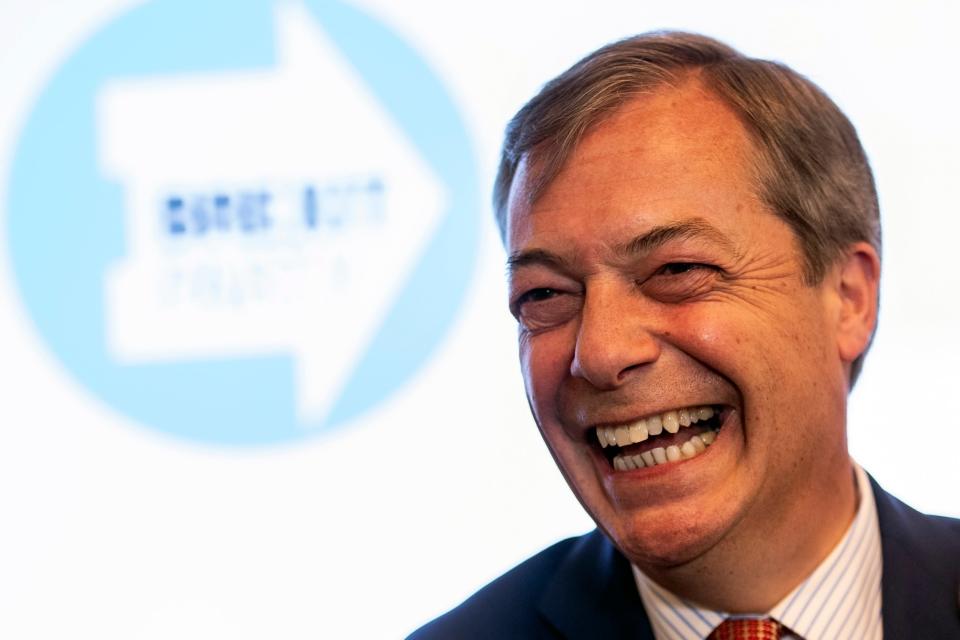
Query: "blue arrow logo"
7 0 479 445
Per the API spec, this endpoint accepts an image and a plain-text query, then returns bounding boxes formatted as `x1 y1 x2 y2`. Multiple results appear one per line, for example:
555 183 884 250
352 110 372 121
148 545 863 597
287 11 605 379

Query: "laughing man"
411 31 960 639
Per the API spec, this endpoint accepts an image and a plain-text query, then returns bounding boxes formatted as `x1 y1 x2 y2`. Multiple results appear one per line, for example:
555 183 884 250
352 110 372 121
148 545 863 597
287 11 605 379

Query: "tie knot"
708 617 781 640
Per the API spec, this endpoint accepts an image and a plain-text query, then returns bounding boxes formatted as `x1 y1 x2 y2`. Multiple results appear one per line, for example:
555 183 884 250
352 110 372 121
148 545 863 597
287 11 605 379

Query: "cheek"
692 321 724 349
678 300 843 419
663 309 748 369
662 307 785 409
673 298 820 364
519 332 575 417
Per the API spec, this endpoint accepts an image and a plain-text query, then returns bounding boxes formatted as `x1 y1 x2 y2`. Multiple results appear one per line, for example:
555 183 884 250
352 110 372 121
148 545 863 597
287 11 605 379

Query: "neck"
641 457 858 613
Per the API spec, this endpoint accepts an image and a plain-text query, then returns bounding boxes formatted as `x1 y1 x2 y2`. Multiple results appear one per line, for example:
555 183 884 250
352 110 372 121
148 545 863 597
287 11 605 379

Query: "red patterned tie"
707 617 781 640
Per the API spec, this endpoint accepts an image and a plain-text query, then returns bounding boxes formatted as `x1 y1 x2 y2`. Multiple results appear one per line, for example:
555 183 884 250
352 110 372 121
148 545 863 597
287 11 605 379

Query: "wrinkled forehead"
505 82 762 249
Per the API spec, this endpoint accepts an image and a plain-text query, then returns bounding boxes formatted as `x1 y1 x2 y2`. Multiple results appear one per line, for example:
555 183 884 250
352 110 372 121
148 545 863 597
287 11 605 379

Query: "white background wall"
0 1 957 638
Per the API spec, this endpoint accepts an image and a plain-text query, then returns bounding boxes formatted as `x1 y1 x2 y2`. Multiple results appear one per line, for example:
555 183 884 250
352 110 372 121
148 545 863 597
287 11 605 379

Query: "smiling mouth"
594 405 724 470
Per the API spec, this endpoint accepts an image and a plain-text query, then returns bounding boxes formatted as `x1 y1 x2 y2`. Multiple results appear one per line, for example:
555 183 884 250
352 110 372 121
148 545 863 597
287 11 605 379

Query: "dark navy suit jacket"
409 477 960 639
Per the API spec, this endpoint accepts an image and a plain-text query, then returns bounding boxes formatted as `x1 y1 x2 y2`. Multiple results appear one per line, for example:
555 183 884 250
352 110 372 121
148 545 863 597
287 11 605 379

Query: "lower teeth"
612 429 717 471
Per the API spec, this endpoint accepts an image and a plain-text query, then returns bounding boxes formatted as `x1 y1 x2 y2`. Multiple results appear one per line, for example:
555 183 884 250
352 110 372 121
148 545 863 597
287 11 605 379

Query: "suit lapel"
871 475 960 637
537 530 656 639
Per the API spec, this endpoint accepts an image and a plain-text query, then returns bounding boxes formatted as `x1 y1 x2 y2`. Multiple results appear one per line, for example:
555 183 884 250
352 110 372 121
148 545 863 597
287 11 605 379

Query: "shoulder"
407 533 593 640
870 475 960 637
872 475 960 556
879 489 960 585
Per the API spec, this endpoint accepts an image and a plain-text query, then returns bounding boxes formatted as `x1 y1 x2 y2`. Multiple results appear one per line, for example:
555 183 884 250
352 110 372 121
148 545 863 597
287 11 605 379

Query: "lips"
593 405 724 470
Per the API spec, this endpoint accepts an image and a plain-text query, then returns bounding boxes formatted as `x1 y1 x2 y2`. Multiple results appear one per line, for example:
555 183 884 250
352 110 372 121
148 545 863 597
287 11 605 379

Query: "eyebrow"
506 248 573 276
506 217 737 275
615 218 737 259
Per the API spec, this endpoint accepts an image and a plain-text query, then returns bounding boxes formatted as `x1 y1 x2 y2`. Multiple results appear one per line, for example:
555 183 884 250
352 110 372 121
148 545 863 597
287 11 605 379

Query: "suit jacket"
409 477 960 639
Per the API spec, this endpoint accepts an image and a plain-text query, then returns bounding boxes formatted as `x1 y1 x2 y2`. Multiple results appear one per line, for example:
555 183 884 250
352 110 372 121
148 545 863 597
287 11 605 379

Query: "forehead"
506 81 762 252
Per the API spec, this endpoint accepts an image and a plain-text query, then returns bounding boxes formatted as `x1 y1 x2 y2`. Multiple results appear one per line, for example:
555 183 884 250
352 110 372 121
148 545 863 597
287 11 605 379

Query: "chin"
601 501 743 570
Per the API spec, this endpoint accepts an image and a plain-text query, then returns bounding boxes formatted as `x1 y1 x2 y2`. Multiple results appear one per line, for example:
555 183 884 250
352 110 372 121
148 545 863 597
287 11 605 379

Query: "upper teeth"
596 406 715 448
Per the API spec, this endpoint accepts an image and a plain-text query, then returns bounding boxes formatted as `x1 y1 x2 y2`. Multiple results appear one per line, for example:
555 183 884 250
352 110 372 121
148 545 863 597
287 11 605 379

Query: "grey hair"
493 31 880 384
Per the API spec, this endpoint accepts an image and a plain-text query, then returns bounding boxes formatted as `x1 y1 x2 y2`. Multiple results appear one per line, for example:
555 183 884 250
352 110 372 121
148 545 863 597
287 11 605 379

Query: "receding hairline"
505 71 744 225
494 32 745 238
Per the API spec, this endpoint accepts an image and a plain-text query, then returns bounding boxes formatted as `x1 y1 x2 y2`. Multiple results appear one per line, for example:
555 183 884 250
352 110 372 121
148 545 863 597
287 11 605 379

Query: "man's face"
505 82 855 568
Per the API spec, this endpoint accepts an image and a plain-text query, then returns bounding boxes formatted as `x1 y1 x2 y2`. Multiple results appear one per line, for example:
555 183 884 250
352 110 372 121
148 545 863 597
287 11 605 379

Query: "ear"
833 242 881 364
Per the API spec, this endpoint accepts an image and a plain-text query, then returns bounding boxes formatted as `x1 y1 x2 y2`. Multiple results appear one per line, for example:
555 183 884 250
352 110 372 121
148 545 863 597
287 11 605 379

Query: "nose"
569 281 661 389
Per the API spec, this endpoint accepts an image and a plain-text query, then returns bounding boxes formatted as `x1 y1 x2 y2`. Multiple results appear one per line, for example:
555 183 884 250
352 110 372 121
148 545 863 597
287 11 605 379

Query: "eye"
656 262 709 276
510 287 560 319
640 262 720 302
510 287 581 330
516 288 559 305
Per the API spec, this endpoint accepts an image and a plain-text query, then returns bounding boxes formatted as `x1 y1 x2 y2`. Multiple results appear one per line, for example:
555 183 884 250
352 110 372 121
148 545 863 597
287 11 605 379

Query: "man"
411 32 960 639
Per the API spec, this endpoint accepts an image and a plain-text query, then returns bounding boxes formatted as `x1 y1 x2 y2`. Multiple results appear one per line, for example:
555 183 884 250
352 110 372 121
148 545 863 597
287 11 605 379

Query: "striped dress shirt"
632 463 883 639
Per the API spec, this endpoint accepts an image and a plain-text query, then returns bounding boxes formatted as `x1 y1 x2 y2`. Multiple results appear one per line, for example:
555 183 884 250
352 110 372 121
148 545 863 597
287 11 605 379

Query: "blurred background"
0 0 957 637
